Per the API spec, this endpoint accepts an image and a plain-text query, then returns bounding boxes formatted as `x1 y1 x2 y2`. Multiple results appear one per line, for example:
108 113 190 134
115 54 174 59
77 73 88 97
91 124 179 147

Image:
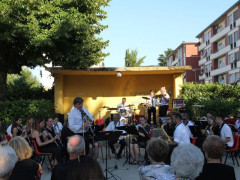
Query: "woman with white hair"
171 143 204 180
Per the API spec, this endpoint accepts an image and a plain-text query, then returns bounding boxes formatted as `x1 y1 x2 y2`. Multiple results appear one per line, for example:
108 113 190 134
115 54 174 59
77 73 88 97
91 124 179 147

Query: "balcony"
198 42 206 51
210 45 230 60
199 73 206 81
211 65 231 76
238 61 240 68
211 26 230 43
199 57 206 66
172 58 178 66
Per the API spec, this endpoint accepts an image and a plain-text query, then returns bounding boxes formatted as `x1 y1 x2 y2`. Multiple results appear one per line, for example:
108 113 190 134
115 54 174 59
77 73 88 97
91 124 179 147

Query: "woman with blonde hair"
8 136 43 180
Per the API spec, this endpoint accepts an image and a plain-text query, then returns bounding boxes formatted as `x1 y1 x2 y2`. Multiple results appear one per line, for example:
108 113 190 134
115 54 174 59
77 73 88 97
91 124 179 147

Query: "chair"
191 137 198 145
224 135 239 166
32 140 53 170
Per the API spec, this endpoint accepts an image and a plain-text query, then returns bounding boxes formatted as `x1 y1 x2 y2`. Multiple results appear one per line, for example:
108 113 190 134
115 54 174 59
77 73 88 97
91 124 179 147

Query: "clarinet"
43 127 60 149
80 109 96 137
52 125 64 147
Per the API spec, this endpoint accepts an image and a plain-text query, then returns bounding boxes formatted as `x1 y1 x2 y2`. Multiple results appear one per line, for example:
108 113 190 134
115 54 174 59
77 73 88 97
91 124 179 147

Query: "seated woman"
11 116 26 138
8 136 43 180
196 135 236 180
67 155 104 180
130 116 150 164
24 116 34 146
171 143 204 180
139 138 175 180
32 117 63 167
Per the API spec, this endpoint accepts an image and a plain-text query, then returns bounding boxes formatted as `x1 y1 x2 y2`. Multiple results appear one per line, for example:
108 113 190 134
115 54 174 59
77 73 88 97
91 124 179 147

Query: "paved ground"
41 141 240 180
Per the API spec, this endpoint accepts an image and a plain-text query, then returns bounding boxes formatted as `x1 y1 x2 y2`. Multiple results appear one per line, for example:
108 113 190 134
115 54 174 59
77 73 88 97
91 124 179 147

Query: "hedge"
181 83 240 119
0 99 55 132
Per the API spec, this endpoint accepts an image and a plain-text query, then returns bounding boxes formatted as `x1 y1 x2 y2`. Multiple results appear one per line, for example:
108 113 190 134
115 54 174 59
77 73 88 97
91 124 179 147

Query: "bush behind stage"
0 99 55 132
181 83 240 119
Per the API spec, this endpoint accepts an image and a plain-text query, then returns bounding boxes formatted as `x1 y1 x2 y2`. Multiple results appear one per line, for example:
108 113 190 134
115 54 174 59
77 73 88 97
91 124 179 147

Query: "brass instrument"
160 124 173 143
204 124 214 136
131 123 150 143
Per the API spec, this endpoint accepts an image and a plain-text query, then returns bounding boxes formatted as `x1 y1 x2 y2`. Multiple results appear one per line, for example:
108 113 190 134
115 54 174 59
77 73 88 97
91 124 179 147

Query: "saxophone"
160 124 173 143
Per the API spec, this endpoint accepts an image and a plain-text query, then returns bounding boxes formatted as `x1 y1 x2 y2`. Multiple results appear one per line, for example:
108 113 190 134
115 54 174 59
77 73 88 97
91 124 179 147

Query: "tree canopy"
125 49 145 67
0 0 110 101
157 48 174 66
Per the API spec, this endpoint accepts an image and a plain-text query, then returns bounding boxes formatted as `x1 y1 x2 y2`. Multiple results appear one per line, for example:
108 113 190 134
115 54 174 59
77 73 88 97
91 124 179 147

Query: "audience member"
139 138 175 180
8 136 42 180
51 135 85 180
196 135 236 180
0 146 18 180
67 155 104 180
215 114 233 148
171 143 204 180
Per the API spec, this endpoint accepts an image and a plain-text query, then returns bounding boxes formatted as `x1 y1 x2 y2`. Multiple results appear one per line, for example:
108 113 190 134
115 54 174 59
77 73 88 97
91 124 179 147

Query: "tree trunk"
0 70 8 101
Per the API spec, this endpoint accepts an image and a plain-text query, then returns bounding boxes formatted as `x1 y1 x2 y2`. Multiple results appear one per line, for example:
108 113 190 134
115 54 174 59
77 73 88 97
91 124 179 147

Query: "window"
204 31 211 43
234 31 239 43
228 14 233 26
228 34 233 45
218 59 225 68
229 53 234 64
233 9 238 22
234 51 239 61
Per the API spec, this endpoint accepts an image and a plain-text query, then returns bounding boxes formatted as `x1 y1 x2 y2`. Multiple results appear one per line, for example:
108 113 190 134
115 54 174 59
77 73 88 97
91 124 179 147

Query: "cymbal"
100 106 109 108
107 108 118 110
125 104 134 107
142 97 150 100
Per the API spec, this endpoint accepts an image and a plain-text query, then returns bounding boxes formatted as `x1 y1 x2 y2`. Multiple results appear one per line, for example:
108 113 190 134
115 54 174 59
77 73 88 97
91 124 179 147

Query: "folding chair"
32 140 53 170
224 135 239 167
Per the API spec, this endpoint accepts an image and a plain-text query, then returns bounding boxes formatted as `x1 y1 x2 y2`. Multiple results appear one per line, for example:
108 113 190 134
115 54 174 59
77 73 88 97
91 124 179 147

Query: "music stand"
116 126 139 165
96 131 122 180
195 120 208 129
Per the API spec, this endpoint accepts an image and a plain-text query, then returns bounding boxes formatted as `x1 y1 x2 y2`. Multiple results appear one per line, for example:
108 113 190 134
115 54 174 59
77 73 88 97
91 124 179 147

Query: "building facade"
196 1 240 85
167 42 200 83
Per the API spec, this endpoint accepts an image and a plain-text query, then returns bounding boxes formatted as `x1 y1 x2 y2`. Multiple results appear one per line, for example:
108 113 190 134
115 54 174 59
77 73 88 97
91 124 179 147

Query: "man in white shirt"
53 115 63 135
68 97 93 154
146 90 158 127
182 113 194 139
105 113 126 159
234 112 240 134
215 114 234 148
170 112 190 145
117 98 130 112
158 87 170 125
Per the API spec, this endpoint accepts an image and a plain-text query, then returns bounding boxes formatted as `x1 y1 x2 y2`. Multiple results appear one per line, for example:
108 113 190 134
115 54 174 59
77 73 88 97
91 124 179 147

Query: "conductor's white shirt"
174 122 190 144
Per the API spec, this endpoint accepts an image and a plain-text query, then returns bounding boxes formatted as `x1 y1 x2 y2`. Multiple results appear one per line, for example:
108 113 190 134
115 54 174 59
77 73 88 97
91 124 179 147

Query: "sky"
32 0 238 80
101 0 238 67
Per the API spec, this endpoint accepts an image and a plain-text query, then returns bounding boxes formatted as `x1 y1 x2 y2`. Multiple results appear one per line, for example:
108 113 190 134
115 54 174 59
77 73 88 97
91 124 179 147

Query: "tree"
158 48 174 66
125 49 146 67
0 0 110 101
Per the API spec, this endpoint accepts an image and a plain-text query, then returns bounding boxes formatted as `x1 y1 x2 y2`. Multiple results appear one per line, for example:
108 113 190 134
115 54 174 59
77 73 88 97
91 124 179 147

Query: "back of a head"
67 135 85 156
67 155 104 180
0 146 18 179
8 136 33 161
203 135 225 159
146 138 169 163
171 143 204 180
73 97 83 105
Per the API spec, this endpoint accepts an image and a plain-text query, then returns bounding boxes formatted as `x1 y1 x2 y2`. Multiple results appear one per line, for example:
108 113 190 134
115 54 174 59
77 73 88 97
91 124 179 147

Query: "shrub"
0 99 55 133
181 83 240 119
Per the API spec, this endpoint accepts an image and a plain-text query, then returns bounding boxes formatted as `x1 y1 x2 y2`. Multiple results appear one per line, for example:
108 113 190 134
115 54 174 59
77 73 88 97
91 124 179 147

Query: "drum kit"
97 97 152 125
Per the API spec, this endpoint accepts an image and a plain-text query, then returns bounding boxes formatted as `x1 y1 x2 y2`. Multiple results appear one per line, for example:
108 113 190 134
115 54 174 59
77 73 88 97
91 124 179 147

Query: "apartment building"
167 42 200 83
196 1 240 85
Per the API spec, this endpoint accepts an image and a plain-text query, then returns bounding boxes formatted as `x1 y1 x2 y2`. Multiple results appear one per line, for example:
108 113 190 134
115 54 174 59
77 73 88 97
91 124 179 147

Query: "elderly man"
196 135 236 180
51 135 85 180
0 146 18 180
105 113 126 159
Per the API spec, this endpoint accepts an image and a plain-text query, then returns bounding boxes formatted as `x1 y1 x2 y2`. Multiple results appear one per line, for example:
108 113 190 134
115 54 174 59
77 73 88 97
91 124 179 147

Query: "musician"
117 98 131 113
205 115 219 136
130 116 150 165
68 97 93 154
162 115 175 138
215 114 233 149
182 113 194 139
11 116 26 138
105 113 126 159
146 90 158 127
234 112 240 134
52 114 63 135
158 87 170 124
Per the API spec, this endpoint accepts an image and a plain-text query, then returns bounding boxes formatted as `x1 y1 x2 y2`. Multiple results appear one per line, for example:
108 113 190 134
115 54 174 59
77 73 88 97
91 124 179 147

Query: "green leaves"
125 49 146 67
158 48 173 66
181 83 240 119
